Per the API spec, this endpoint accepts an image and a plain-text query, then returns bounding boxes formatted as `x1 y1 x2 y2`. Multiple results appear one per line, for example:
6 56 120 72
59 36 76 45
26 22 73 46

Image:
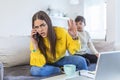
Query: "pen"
79 70 81 76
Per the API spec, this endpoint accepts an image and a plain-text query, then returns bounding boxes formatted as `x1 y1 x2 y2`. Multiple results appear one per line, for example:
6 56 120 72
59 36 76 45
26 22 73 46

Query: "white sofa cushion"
0 36 30 67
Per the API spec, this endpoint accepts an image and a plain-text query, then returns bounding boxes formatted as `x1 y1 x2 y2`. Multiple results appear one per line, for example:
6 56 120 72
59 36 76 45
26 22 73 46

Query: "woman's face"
76 21 85 32
34 19 48 38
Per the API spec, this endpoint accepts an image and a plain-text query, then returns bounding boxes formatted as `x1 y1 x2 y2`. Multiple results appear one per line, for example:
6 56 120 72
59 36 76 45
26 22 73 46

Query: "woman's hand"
31 29 38 48
68 19 78 39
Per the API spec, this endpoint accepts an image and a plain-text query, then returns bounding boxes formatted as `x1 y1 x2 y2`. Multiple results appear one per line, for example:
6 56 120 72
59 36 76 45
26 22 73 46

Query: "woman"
75 16 99 65
30 11 88 76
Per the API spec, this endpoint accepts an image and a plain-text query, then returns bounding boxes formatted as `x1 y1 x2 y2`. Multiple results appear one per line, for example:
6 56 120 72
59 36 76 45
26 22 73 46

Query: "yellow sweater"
30 27 81 67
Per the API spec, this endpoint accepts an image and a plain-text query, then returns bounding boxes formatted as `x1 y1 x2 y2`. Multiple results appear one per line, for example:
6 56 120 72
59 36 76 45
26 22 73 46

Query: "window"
84 1 106 40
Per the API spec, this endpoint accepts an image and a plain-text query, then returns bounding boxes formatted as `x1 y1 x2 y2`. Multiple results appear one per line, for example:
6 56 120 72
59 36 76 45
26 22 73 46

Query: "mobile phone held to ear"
33 32 39 41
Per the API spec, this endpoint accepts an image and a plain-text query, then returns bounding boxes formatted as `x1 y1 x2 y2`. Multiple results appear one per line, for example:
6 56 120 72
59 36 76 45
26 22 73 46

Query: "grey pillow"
93 40 115 52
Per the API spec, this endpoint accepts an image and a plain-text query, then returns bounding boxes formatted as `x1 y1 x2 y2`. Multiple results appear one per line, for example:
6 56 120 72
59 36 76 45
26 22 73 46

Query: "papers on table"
80 70 96 79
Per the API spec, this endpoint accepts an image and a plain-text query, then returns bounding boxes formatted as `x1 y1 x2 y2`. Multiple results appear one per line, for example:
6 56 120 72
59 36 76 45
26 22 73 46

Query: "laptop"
66 51 120 80
94 51 120 80
0 62 3 80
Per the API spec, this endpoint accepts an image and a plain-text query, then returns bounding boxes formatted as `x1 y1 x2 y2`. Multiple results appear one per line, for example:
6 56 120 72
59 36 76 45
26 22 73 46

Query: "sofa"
0 36 115 80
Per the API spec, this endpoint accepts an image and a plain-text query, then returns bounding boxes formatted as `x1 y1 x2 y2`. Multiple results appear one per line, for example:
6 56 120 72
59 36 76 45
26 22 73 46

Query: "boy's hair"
75 16 86 26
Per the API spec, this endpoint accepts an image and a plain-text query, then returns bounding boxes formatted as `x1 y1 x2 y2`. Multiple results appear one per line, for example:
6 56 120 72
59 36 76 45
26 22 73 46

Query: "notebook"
66 51 120 80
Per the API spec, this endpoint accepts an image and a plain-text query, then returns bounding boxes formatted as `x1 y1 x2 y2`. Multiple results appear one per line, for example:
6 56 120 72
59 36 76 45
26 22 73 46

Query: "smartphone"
33 32 39 41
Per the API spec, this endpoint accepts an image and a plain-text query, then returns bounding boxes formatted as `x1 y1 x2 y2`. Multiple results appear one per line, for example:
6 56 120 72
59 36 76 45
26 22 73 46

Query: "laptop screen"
95 51 120 80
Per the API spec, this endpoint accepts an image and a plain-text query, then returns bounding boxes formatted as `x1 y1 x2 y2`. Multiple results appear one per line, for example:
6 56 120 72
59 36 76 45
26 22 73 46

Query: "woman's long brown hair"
32 11 56 60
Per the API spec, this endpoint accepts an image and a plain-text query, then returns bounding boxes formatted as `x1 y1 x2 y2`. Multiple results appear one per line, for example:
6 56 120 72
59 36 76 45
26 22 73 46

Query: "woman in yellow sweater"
30 11 88 76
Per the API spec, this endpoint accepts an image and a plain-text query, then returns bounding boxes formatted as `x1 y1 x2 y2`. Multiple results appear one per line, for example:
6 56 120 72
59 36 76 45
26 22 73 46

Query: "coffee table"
42 70 94 80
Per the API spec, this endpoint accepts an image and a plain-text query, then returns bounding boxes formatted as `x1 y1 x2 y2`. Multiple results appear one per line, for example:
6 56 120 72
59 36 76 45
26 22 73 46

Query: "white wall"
106 0 120 50
106 0 116 42
0 0 84 37
115 0 120 50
